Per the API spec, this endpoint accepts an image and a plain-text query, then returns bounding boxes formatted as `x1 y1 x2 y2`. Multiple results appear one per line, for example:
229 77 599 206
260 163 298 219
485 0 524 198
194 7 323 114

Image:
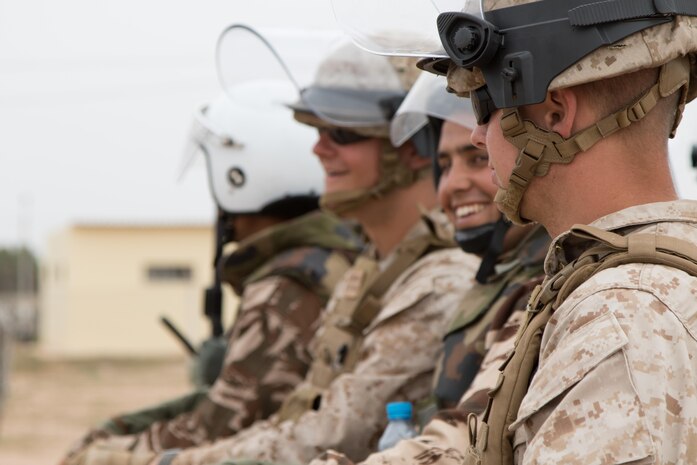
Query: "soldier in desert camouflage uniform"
328 1 697 464
308 73 549 465
151 35 484 465
62 87 363 464
71 31 487 465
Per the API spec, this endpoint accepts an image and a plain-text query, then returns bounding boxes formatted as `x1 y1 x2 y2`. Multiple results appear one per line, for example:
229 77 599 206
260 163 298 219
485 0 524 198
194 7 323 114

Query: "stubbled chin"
324 181 356 194
324 177 346 189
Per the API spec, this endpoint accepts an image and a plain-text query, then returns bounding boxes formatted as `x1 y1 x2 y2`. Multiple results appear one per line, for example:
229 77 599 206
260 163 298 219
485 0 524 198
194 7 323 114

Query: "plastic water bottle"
377 402 419 451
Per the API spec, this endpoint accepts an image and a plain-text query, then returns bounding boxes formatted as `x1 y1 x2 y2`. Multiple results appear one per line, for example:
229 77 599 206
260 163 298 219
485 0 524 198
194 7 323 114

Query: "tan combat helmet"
433 0 697 224
290 41 432 215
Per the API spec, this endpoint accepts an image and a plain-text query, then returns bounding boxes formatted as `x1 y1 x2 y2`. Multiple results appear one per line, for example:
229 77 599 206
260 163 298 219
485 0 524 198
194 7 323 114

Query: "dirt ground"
0 344 191 465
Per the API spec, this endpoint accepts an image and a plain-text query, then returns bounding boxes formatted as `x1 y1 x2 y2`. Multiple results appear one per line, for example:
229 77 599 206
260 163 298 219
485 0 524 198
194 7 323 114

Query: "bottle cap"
385 401 413 420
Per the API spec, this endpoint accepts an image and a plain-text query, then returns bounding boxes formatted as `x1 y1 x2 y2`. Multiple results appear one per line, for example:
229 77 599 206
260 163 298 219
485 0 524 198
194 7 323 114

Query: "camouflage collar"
446 225 549 334
222 211 364 293
545 199 697 275
371 208 455 269
490 225 549 282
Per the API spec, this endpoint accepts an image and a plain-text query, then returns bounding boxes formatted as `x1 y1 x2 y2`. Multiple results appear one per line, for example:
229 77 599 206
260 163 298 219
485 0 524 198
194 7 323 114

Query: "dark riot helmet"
330 0 697 120
329 0 697 224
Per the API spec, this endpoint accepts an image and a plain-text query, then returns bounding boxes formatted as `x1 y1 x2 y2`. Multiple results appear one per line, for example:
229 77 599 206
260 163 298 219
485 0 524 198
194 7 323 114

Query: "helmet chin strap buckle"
455 218 511 283
497 57 689 225
320 143 432 215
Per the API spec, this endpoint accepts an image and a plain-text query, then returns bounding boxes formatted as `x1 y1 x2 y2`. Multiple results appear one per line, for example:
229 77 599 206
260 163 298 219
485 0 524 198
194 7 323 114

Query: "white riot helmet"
183 81 324 217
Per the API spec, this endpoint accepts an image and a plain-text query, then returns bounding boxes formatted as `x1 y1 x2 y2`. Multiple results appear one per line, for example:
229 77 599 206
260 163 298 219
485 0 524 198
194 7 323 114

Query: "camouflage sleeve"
128 275 324 452
167 249 478 465
61 441 158 465
511 281 697 465
308 283 536 465
307 409 471 465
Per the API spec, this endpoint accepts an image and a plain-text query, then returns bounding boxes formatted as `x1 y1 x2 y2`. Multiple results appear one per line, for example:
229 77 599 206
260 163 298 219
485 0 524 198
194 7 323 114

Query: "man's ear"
397 140 430 170
544 88 578 138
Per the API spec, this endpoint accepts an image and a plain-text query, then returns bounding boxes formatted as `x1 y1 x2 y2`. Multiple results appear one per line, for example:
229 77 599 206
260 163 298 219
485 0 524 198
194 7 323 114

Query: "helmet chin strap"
454 217 511 283
474 218 511 284
495 56 690 225
455 222 497 255
320 141 432 215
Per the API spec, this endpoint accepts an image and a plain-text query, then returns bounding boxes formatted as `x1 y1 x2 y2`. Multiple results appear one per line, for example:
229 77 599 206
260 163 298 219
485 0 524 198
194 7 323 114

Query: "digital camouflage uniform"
63 211 363 462
309 225 550 465
507 201 697 464
140 210 479 465
318 200 697 465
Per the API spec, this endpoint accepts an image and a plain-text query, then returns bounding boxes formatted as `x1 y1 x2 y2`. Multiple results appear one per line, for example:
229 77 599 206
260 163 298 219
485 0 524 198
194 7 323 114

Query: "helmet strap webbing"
320 141 432 215
496 56 691 225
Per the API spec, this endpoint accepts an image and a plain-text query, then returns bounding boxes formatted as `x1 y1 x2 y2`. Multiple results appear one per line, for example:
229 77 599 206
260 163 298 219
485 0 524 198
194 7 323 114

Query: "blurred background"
0 1 340 463
0 1 696 463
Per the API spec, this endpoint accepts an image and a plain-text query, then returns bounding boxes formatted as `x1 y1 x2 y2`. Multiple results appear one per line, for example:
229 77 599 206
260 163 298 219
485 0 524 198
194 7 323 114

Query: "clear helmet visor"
463 0 484 17
178 107 223 182
179 83 322 213
216 25 327 98
329 0 481 57
216 24 403 129
391 73 476 147
178 80 296 182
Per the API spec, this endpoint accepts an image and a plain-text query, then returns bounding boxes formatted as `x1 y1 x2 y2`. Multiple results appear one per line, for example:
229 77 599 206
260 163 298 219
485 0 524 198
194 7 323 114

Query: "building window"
147 266 192 282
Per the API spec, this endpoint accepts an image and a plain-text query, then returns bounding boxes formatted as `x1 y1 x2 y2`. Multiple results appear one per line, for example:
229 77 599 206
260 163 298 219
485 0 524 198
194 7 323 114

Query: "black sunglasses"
470 86 498 126
321 128 371 146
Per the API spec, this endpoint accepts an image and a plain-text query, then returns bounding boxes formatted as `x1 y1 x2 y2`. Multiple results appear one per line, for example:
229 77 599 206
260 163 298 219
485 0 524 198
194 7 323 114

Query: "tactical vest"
433 265 543 409
223 211 363 297
464 224 697 465
277 220 453 422
433 226 548 410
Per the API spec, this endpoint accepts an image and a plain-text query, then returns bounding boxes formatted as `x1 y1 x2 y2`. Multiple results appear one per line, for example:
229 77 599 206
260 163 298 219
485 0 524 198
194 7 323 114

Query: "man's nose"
471 124 488 150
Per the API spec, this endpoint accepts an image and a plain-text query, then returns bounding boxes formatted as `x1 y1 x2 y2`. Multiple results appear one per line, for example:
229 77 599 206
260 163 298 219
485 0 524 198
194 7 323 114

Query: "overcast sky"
0 0 339 252
1 0 696 253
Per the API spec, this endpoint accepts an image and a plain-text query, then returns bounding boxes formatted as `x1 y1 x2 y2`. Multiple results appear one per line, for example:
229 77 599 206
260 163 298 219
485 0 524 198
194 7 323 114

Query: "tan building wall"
39 222 237 358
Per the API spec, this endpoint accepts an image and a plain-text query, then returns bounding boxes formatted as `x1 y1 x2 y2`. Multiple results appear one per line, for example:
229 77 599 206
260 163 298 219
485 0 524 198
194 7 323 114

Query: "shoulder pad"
245 246 353 301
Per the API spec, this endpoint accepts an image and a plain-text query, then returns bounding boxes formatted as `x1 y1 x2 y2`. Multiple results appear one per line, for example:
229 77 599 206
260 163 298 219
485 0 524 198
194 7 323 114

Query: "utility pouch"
275 384 324 423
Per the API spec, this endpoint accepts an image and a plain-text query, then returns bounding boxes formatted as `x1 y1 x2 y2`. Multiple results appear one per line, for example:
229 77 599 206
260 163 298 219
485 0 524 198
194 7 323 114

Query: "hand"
60 428 112 465
60 440 157 465
190 337 227 387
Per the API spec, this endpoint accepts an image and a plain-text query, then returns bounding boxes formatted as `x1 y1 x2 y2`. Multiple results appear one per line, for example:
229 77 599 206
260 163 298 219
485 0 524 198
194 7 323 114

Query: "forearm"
309 408 471 465
170 371 423 465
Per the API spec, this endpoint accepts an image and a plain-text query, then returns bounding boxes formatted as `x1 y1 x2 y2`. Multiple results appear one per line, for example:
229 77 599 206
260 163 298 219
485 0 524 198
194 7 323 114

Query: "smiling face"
312 128 383 195
437 120 501 230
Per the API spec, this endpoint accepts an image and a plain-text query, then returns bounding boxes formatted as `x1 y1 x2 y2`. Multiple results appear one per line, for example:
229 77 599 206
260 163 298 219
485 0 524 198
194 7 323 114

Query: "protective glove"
308 450 356 465
62 441 157 465
190 336 227 388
